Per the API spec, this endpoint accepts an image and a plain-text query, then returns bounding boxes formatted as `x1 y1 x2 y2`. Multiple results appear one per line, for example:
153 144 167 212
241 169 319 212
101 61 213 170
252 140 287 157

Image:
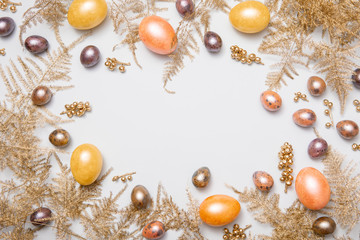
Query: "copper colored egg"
30 207 52 226
31 86 52 106
307 138 328 159
192 167 211 188
295 167 330 210
142 221 165 239
307 76 326 96
252 171 274 192
139 15 177 55
312 216 336 236
199 195 240 227
49 129 70 147
336 120 359 139
260 90 282 111
131 185 150 209
293 109 316 127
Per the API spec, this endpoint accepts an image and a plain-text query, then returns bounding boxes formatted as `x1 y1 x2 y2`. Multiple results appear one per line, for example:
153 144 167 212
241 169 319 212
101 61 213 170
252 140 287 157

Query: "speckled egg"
49 129 70 147
252 171 274 192
199 195 240 227
67 0 108 30
192 167 211 188
31 86 52 106
204 31 222 53
293 109 317 127
336 120 359 139
175 0 194 17
229 1 270 33
30 207 52 226
260 90 282 111
142 221 165 239
131 185 151 209
25 35 49 54
139 15 177 55
307 76 326 96
295 167 330 210
308 138 328 159
312 216 336 236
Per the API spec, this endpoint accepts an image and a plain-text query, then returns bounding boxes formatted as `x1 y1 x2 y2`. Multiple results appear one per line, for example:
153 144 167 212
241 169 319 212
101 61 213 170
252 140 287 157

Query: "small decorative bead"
60 101 91 118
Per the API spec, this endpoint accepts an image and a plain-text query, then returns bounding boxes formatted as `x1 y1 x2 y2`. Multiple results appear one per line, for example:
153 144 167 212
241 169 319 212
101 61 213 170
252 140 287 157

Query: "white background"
1 0 359 239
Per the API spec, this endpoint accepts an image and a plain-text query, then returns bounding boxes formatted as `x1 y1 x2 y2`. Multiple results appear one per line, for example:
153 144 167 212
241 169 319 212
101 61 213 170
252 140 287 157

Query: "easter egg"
253 171 274 192
30 207 52 226
295 167 330 210
139 16 177 55
70 144 103 185
0 17 15 37
229 1 270 33
31 86 52 106
142 221 165 239
199 195 240 227
336 120 359 139
260 90 282 111
25 36 49 54
308 138 328 159
293 109 317 127
192 167 211 188
131 185 151 209
49 129 70 147
312 216 336 236
307 76 326 96
67 0 108 30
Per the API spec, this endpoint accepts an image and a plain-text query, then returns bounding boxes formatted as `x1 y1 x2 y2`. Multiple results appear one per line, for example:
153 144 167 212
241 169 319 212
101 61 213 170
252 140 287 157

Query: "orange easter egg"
139 15 177 55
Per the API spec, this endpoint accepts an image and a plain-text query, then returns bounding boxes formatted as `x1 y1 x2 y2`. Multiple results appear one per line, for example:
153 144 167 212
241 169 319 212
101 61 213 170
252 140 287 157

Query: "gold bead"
247 59 252 65
238 228 244 233
248 53 256 61
67 112 73 118
105 61 110 66
288 175 294 180
286 180 292 186
352 143 358 150
325 122 332 128
254 57 262 64
324 109 330 115
231 54 236 59
241 50 247 55
230 46 235 51
296 92 301 96
127 175 132 181
234 46 240 53
233 230 240 235
353 99 359 106
288 167 293 173
233 224 239 229
328 102 333 108
121 177 126 182
119 65 126 73
241 234 246 239
240 58 247 64
224 228 229 234
323 99 329 105
10 5 16 12
301 94 307 99
294 96 299 102
280 177 285 181
356 106 360 112
223 235 228 240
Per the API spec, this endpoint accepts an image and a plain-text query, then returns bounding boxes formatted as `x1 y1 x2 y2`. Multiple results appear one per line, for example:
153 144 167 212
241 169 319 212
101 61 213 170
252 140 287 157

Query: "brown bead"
336 120 359 139
131 185 150 209
31 86 52 106
142 221 165 239
49 129 70 147
30 207 52 226
307 76 326 96
252 171 274 192
312 216 336 236
292 109 317 127
192 167 211 188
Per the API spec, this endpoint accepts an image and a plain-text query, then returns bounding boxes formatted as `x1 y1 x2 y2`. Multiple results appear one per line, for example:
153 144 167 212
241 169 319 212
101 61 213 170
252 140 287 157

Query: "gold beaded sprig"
0 48 5 56
60 101 91 118
352 143 360 151
278 142 294 193
112 172 136 182
323 99 334 128
294 92 309 102
223 224 251 240
353 99 360 112
0 0 21 12
105 57 131 73
230 45 264 65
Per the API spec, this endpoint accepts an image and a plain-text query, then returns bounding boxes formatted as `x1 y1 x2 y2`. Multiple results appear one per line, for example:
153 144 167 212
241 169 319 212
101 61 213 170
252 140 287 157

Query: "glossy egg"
293 109 317 127
25 35 49 54
295 167 330 210
308 138 328 159
204 31 222 53
229 1 270 33
30 207 52 226
307 76 326 96
336 120 359 139
192 167 211 188
67 0 108 30
142 221 165 239
31 86 52 106
199 195 240 227
312 216 336 236
49 129 70 147
176 0 194 17
70 144 103 185
252 171 274 192
139 16 177 55
0 17 16 37
260 90 282 111
80 45 100 68
131 185 151 209
352 68 360 89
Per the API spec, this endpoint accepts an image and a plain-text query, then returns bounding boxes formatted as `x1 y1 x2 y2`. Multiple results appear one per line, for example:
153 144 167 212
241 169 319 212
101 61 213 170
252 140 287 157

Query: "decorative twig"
323 99 334 128
112 171 136 182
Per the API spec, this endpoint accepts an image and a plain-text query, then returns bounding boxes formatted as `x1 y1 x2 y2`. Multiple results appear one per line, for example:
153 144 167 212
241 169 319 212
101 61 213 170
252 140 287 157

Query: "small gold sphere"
352 143 358 151
230 46 236 51
223 235 228 240
127 175 132 181
247 59 252 65
241 234 246 239
325 122 332 128
241 50 247 55
323 99 329 105
353 99 359 106
324 109 330 115
10 5 16 12
285 180 292 186
296 92 301 96
280 177 285 181
328 102 333 108
288 175 294 180
105 61 110 66
294 96 299 102
121 177 126 182
301 94 307 99
119 65 126 73
233 224 239 229
248 53 256 61
288 167 293 173
356 106 360 112
254 57 262 64
240 58 247 64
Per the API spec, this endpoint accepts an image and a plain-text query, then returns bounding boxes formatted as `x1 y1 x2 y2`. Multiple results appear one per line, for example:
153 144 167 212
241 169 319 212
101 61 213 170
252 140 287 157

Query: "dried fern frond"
321 148 360 232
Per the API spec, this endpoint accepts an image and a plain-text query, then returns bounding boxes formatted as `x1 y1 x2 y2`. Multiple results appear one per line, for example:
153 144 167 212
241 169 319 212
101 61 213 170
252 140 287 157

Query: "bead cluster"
294 92 308 102
230 45 264 65
60 101 91 118
0 0 21 12
323 99 334 128
278 142 294 193
105 57 130 73
223 224 251 239
353 99 360 112
0 48 5 56
351 143 360 151
112 172 136 182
